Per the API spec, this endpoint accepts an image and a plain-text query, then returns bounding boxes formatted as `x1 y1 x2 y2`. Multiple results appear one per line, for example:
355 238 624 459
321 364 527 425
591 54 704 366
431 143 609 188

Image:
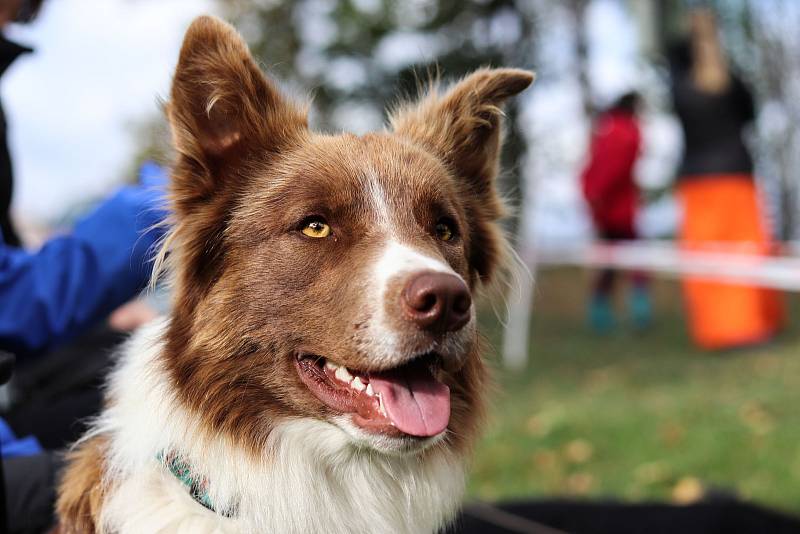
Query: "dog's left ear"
390 68 534 199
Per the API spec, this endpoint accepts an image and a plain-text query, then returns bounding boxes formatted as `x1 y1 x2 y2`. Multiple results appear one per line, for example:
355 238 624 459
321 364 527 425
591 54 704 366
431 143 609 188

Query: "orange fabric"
677 176 784 350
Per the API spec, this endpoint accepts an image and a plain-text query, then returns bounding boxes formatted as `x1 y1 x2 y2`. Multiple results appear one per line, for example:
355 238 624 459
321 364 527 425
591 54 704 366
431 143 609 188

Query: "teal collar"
157 451 235 517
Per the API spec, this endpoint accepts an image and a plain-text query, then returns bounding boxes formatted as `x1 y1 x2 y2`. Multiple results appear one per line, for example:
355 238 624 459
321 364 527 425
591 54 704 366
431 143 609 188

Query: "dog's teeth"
351 377 366 392
365 383 375 396
324 361 338 371
335 366 353 383
377 393 387 416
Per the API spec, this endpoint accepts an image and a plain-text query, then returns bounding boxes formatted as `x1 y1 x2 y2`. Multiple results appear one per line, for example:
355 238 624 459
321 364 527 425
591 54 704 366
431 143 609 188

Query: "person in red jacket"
581 91 650 332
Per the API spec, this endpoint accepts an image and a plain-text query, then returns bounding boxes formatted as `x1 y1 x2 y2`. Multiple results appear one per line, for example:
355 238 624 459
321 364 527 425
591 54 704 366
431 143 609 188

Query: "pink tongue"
369 360 450 437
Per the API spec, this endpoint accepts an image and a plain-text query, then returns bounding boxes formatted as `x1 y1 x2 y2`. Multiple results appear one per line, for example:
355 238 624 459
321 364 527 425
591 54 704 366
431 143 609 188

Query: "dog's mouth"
294 352 450 438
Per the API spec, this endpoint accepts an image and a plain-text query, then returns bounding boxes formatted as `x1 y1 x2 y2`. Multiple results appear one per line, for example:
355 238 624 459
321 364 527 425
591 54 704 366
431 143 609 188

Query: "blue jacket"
0 163 168 356
0 163 168 457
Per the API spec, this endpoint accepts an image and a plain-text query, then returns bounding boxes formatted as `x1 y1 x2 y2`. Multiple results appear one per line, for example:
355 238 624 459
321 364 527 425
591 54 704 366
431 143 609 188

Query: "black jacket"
0 35 32 247
672 74 755 180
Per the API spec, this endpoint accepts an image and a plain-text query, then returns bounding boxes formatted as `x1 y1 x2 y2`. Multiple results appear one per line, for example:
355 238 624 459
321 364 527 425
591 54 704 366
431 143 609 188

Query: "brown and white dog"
56 15 532 534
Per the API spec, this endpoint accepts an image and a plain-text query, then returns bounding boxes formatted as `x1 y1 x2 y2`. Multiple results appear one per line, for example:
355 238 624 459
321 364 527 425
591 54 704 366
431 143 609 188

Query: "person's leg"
629 270 652 330
7 324 121 449
617 224 651 330
3 452 63 533
7 388 103 450
589 267 616 333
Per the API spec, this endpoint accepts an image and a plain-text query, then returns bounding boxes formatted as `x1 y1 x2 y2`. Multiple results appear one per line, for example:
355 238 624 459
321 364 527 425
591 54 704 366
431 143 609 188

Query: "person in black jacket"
668 8 783 350
0 0 42 248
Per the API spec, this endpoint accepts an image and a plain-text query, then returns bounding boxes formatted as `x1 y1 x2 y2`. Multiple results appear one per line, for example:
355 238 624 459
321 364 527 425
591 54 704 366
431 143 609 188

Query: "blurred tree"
125 112 173 184
734 0 800 241
567 0 592 117
223 0 539 238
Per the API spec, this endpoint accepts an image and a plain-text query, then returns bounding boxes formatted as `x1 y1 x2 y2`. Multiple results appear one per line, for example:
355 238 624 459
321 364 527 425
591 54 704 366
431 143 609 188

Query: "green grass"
467 268 800 513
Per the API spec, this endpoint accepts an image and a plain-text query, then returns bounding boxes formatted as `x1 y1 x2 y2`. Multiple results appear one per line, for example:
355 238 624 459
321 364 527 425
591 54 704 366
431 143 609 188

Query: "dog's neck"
92 320 466 533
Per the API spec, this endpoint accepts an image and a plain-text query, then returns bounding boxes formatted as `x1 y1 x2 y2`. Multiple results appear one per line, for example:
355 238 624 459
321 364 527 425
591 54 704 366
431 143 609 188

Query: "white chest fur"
90 321 466 534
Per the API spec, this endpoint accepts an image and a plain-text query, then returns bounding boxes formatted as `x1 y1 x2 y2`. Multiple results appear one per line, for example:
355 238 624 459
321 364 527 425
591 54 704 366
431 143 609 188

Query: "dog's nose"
401 271 471 333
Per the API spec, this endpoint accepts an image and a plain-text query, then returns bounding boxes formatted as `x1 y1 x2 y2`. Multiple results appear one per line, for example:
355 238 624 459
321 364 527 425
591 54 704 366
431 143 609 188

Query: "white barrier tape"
530 241 800 291
502 240 799 369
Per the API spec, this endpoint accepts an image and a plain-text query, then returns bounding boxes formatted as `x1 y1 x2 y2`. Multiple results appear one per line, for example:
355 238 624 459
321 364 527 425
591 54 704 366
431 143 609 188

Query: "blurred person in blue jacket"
0 162 168 532
0 1 169 530
0 163 167 354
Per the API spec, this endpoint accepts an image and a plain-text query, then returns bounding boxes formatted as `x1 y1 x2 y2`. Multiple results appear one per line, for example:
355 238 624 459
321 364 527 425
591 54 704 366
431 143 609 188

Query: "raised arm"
689 8 730 93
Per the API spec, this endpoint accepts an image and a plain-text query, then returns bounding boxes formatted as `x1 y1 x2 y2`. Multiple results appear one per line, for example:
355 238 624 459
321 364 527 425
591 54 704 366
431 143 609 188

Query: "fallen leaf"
566 472 594 494
672 476 704 504
525 415 551 437
532 449 559 470
659 421 686 447
564 439 594 464
738 401 774 436
634 461 669 485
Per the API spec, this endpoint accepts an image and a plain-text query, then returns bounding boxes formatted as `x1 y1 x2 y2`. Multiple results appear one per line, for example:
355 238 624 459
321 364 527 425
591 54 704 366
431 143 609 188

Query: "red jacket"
581 110 641 236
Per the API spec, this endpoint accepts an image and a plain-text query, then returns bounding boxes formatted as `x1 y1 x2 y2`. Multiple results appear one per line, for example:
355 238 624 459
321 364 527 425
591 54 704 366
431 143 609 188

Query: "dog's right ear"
164 16 307 295
168 16 306 200
390 68 533 283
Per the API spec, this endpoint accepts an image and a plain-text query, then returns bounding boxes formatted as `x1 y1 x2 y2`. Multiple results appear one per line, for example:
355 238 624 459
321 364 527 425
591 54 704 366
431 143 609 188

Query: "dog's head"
162 16 532 456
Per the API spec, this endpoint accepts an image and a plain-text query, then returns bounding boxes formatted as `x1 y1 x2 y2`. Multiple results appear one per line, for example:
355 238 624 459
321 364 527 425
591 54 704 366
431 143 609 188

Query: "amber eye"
301 218 331 238
435 219 456 242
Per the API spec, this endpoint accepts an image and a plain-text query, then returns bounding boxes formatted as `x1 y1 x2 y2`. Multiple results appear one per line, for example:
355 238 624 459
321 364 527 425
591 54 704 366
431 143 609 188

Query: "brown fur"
57 15 532 531
55 436 111 534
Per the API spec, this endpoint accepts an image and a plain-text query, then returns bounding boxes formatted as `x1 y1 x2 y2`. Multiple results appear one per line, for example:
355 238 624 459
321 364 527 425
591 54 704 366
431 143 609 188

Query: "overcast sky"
3 0 214 222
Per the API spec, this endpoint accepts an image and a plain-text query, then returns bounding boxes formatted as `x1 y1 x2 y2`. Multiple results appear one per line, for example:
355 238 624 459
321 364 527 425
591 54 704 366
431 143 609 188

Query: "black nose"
401 271 472 333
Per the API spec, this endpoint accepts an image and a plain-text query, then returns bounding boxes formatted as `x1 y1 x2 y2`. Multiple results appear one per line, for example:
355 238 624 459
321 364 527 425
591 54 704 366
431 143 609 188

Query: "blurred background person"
0 3 171 531
581 91 651 333
0 164 167 533
669 8 784 351
0 0 167 454
0 0 39 247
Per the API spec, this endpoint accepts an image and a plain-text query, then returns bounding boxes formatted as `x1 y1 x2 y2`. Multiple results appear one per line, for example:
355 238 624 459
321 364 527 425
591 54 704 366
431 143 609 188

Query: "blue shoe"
629 288 652 330
589 295 615 333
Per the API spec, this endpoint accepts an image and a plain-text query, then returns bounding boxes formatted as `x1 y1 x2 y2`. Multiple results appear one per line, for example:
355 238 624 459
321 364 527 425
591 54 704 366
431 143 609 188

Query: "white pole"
502 245 535 370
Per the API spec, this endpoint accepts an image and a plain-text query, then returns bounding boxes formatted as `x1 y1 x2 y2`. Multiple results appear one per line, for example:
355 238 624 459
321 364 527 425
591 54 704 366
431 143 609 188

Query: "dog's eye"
435 219 456 242
301 218 331 239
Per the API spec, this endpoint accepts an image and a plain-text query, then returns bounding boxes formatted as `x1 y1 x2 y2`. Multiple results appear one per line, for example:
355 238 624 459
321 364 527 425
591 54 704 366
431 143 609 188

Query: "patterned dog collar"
157 450 236 517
